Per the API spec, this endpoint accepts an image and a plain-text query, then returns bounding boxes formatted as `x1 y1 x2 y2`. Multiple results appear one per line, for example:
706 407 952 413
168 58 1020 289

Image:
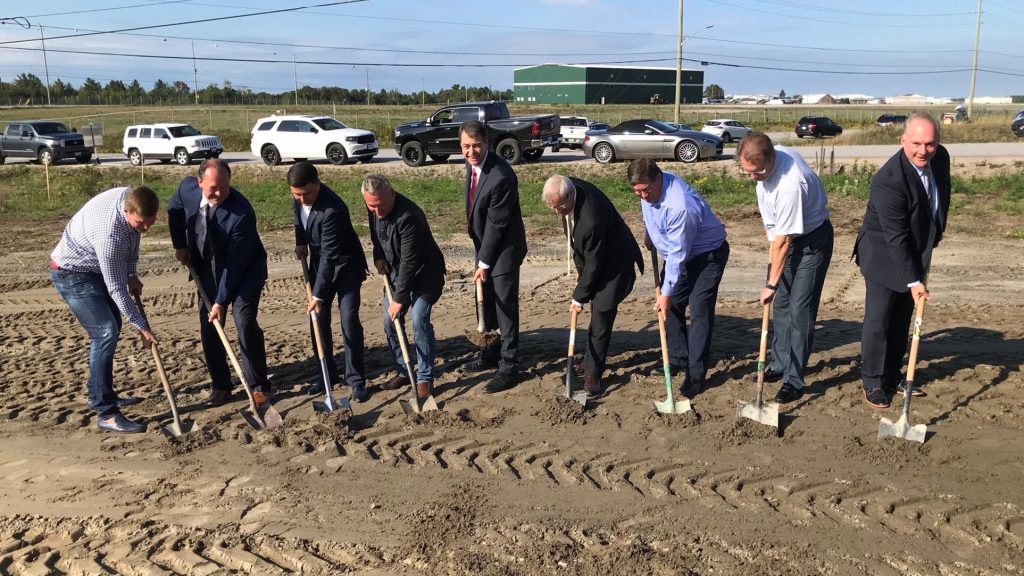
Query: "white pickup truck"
558 116 592 150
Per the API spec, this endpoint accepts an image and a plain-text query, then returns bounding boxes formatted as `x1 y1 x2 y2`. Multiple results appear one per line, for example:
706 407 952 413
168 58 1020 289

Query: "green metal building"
513 64 704 105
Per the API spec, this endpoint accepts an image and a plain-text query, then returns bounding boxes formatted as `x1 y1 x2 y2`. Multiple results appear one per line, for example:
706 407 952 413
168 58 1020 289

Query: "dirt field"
1 158 1022 575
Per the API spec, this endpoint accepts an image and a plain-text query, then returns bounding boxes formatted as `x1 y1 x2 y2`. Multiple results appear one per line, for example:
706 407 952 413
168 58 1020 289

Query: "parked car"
122 123 222 166
875 114 908 127
557 116 591 150
700 119 751 143
581 119 723 164
0 121 93 165
1011 110 1024 137
664 122 694 131
250 115 378 166
795 116 843 138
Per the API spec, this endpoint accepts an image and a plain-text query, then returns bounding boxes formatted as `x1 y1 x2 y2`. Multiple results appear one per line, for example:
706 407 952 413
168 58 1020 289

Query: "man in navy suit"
168 159 270 407
458 120 528 393
290 162 369 403
853 113 950 409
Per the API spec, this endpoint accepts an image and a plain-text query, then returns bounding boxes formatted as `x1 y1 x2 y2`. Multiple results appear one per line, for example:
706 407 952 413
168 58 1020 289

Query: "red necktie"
468 168 478 220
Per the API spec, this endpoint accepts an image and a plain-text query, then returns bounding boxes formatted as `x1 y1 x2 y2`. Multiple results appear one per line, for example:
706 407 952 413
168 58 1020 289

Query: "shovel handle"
384 277 417 385
475 278 486 333
655 288 671 369
899 297 927 418
567 307 578 357
299 257 328 359
133 295 185 431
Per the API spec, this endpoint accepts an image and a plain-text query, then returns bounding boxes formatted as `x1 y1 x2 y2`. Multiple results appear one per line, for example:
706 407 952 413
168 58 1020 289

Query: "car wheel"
327 143 347 165
522 148 543 161
37 148 54 165
401 141 425 167
551 144 561 153
428 154 450 163
721 132 732 143
76 154 92 164
676 141 700 163
261 144 282 166
497 138 522 165
174 148 191 166
128 149 142 166
593 142 615 164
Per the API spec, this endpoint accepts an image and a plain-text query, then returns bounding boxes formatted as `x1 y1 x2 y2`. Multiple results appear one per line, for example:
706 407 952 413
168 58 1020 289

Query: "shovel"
647 247 691 415
299 257 351 414
465 278 501 347
383 278 439 415
189 266 282 430
878 297 928 443
736 301 780 428
563 307 588 406
134 295 195 439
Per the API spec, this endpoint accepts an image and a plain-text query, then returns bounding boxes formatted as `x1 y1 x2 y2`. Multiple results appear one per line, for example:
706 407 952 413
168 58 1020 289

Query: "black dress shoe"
774 383 804 403
679 380 703 398
97 413 146 434
751 367 784 383
461 357 498 372
115 396 143 407
483 371 519 393
863 387 890 409
885 380 926 397
649 363 684 378
350 384 370 403
206 388 232 407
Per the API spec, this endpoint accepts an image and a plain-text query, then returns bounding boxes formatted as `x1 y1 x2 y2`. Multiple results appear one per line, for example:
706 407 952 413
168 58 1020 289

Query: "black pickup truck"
394 101 561 166
0 121 94 165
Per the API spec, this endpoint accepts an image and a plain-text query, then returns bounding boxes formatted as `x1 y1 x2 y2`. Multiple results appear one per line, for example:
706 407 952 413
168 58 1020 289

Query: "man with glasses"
628 158 729 398
541 175 643 397
737 132 834 404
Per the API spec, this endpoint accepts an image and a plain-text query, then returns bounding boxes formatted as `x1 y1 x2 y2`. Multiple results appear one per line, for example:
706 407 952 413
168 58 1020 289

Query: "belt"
48 259 61 271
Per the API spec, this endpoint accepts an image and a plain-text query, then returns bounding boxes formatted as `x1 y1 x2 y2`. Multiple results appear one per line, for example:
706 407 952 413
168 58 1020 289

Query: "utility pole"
293 53 299 106
967 0 983 120
673 0 684 123
366 68 371 105
39 26 51 106
191 41 199 106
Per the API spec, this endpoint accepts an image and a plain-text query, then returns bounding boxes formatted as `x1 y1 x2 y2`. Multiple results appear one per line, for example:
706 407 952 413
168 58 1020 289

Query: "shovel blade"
242 402 283 430
567 390 588 406
465 328 501 347
736 399 780 428
400 394 440 416
878 415 927 444
161 418 195 440
313 395 351 414
653 397 692 415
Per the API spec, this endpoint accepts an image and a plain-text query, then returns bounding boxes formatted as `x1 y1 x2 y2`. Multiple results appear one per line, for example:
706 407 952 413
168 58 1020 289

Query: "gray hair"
542 175 574 204
904 112 941 142
361 174 394 197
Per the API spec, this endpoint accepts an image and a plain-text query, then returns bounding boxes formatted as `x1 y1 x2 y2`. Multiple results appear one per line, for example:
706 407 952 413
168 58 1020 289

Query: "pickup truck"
0 121 94 165
557 117 595 150
393 101 561 166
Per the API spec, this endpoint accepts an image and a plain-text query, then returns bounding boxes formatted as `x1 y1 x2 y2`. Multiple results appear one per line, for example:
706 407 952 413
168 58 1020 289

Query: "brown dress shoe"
380 375 410 391
206 388 231 407
252 390 269 406
583 375 603 397
416 381 434 399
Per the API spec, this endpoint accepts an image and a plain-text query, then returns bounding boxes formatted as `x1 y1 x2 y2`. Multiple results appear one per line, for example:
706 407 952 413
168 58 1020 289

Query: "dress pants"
860 277 916 392
196 262 269 393
309 276 365 387
665 241 730 384
480 267 521 376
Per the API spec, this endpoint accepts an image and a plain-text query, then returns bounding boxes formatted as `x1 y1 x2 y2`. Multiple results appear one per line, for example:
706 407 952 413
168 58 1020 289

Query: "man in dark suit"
542 175 643 397
363 175 446 402
289 162 370 403
168 159 270 407
854 112 950 409
458 120 528 393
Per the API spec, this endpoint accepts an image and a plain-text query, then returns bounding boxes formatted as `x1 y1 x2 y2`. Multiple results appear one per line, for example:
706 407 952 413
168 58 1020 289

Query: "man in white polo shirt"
737 132 834 403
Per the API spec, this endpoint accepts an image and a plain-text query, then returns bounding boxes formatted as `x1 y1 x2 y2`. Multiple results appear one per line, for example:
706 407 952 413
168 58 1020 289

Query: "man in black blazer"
289 162 370 402
459 120 528 393
853 113 950 409
363 175 446 402
542 175 643 397
168 159 269 407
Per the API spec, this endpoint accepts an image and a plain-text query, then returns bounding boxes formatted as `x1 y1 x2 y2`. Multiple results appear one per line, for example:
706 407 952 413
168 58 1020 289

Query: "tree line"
0 73 513 106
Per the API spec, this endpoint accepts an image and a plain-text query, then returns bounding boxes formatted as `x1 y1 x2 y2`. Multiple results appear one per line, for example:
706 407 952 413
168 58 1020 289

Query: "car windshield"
33 122 72 135
168 125 201 137
647 121 677 133
313 118 348 131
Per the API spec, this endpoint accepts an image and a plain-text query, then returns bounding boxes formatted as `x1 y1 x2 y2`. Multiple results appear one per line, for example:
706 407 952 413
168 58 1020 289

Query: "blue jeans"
50 270 123 418
382 290 435 383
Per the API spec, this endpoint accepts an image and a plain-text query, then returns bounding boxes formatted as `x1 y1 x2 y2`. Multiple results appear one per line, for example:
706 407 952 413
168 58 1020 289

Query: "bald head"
901 113 939 169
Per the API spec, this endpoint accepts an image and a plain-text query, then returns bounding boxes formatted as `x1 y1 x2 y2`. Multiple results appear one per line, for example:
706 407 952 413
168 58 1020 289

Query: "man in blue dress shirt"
628 158 729 398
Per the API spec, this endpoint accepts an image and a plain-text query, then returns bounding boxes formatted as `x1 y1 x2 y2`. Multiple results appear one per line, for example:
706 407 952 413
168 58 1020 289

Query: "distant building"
972 96 1013 104
512 64 704 105
885 94 953 106
801 93 836 105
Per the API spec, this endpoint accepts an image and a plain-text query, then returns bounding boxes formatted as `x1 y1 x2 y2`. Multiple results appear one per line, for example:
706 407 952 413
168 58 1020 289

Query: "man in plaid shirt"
50 185 159 434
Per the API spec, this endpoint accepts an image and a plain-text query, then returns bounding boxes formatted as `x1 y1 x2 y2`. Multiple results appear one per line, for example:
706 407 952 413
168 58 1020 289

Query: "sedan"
700 118 751 143
1012 110 1024 137
582 119 723 164
876 114 908 127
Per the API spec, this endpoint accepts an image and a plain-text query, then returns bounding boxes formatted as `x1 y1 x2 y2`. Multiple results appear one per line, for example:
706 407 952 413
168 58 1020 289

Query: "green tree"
703 83 725 100
778 89 787 98
78 77 102 103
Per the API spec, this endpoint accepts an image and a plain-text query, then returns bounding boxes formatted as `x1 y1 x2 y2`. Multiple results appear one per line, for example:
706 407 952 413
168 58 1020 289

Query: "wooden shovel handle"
567 307 578 357
299 257 327 359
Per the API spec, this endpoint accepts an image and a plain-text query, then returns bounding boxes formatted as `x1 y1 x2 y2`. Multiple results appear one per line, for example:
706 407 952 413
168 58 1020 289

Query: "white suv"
122 123 223 166
249 115 378 166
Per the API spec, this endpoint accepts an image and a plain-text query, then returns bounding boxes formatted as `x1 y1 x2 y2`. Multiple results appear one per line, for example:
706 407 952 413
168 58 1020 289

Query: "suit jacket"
466 152 527 275
368 193 446 305
568 177 644 310
293 183 367 300
853 145 950 292
168 176 268 305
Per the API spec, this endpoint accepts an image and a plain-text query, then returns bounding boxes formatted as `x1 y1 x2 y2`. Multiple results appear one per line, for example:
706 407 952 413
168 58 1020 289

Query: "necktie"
922 167 936 220
468 168 478 218
198 204 214 257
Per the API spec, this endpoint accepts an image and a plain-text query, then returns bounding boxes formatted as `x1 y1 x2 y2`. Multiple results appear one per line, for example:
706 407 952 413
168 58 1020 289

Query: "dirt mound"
532 396 594 426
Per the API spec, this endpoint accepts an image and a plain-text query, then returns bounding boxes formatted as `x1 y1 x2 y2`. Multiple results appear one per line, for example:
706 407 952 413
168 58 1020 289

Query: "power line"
704 0 972 28
14 1 197 20
751 0 975 18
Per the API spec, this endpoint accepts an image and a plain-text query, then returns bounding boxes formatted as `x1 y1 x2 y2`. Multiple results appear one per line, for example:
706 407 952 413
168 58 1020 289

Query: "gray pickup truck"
393 101 561 166
0 121 94 165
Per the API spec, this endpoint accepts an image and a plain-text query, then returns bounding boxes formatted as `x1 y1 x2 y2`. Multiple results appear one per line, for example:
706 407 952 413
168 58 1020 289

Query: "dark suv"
876 114 908 127
795 116 843 138
1012 110 1024 137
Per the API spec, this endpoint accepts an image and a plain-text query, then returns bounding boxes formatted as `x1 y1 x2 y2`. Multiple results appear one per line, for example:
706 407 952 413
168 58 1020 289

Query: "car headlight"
345 136 359 142
52 140 63 147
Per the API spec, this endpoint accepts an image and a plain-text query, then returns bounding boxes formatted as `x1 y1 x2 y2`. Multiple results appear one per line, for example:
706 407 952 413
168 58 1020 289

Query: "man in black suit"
854 112 950 409
458 120 528 393
542 175 643 397
363 175 446 402
289 162 370 403
168 159 270 406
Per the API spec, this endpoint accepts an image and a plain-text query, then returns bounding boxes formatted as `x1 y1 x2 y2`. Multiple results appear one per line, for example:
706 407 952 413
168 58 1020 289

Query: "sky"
1 0 1022 99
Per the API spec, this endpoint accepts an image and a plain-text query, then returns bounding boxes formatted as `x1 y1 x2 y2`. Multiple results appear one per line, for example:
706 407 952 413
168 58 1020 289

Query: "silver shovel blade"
878 415 927 444
400 394 439 416
567 390 588 406
160 418 195 440
736 399 780 428
653 397 692 414
313 396 351 414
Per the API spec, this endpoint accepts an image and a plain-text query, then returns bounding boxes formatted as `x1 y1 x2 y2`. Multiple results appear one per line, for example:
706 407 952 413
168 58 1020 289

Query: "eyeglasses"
550 200 570 212
740 166 769 177
631 183 654 195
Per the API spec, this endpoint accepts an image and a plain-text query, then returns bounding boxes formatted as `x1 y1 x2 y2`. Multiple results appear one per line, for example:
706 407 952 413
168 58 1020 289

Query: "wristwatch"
765 282 778 291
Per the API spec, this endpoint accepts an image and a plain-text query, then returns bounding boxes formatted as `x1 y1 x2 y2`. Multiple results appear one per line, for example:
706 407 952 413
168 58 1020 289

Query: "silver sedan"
582 119 723 164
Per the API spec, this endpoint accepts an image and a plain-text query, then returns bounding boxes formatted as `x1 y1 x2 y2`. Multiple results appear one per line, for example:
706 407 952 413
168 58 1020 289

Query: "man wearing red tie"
459 120 528 393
